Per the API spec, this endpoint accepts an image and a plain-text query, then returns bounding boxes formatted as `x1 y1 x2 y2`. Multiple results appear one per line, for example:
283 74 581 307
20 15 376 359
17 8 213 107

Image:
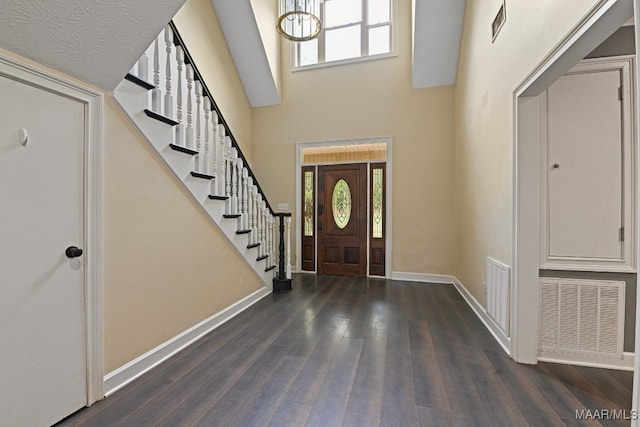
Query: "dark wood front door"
317 164 367 276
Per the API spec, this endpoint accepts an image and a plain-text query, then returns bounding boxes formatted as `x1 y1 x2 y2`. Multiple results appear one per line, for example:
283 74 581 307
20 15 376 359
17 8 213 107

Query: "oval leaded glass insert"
332 179 351 229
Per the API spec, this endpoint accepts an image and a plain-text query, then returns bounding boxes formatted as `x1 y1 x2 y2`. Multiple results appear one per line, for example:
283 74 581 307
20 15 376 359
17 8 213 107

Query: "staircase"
112 23 292 291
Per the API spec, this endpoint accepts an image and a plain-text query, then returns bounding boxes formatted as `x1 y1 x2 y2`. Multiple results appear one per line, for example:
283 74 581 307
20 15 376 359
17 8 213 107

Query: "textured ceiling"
0 0 186 90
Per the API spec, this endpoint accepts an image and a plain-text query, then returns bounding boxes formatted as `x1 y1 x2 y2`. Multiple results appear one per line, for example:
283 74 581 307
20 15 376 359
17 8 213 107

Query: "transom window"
295 0 393 68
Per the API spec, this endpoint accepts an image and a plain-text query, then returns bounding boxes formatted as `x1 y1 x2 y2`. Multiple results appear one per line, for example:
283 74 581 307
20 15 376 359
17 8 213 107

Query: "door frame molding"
295 136 393 278
0 52 104 403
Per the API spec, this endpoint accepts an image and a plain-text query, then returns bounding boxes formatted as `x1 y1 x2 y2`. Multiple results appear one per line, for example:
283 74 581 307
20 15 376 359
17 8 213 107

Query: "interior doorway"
296 137 392 278
512 0 636 372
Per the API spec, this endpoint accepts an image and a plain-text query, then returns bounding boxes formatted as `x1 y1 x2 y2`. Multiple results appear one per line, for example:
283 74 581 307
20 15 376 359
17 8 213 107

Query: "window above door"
294 0 396 70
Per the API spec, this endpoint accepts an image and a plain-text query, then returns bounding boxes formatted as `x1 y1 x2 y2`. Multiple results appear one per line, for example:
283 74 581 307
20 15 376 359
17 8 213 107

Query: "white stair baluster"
247 179 254 244
231 149 239 215
151 35 162 113
185 64 194 149
194 81 203 172
210 111 219 189
258 200 264 258
241 168 249 230
164 25 174 119
225 137 232 214
269 214 275 266
262 208 268 262
236 158 243 229
218 125 227 198
203 97 211 178
286 216 292 279
138 50 149 82
174 46 185 146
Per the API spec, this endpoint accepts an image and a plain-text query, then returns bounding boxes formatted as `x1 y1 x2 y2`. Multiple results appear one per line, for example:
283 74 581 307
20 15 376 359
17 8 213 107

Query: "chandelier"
277 0 322 42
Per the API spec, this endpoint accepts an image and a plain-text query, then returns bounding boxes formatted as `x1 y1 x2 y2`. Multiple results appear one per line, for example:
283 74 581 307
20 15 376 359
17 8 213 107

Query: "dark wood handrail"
169 21 276 215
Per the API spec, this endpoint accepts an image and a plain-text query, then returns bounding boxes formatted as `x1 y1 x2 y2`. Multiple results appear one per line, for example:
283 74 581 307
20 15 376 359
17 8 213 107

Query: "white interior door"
0 74 88 425
546 68 625 262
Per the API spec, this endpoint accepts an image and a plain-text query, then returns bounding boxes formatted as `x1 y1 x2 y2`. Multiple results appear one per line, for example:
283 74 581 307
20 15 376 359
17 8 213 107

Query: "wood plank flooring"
57 274 633 427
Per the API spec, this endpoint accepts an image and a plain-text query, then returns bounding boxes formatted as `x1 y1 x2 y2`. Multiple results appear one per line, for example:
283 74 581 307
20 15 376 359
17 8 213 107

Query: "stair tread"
223 214 241 219
125 73 155 90
265 265 277 272
236 229 251 235
191 171 215 180
256 255 269 262
144 109 179 126
208 194 229 201
247 243 260 249
170 143 198 156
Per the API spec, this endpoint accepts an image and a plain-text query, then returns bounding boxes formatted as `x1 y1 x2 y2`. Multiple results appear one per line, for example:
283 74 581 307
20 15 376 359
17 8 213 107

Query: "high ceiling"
0 0 466 99
213 0 467 107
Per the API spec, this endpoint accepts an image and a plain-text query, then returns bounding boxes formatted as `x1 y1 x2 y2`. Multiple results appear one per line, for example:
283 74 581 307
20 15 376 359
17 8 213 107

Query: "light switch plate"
278 203 289 211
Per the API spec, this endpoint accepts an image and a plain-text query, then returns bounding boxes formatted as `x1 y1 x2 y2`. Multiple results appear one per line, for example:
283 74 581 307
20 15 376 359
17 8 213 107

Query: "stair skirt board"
104 287 271 396
112 78 274 288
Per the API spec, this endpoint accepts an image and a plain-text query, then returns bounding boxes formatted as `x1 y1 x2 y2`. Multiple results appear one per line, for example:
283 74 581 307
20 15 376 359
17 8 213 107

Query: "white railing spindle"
164 25 174 119
174 46 184 146
258 201 264 258
194 81 203 172
151 36 161 113
241 168 249 230
247 179 254 243
270 214 275 266
203 97 212 177
225 137 232 213
210 111 219 187
138 51 149 82
231 149 239 215
286 216 292 279
186 64 195 149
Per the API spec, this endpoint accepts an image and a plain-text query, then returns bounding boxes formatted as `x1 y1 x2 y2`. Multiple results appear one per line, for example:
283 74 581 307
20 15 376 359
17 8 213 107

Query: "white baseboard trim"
103 286 271 396
390 271 456 284
451 277 512 356
538 351 635 371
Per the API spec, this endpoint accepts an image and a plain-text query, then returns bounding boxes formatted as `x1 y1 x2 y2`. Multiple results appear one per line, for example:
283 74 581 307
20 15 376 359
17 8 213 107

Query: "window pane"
372 168 383 238
325 0 362 27
304 171 314 236
332 179 352 229
325 25 361 62
298 39 318 66
368 0 390 24
369 25 390 55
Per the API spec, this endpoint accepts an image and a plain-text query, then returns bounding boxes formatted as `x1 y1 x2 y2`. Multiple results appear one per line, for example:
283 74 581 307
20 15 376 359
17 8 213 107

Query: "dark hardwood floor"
57 274 633 427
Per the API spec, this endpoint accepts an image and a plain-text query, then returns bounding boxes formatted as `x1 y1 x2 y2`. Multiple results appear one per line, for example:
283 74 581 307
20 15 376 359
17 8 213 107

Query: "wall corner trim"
103 286 271 396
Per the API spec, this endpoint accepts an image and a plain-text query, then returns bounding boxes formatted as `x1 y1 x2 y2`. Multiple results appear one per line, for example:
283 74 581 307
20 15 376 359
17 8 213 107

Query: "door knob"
65 246 83 258
552 163 560 169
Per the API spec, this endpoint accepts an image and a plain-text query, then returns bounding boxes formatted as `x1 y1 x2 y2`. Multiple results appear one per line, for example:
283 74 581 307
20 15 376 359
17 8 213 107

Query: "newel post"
273 213 293 292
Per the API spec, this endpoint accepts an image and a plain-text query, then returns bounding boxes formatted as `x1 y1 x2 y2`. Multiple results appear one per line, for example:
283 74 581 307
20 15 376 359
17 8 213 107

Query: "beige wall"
454 0 604 302
103 99 262 372
251 0 455 274
173 0 253 160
